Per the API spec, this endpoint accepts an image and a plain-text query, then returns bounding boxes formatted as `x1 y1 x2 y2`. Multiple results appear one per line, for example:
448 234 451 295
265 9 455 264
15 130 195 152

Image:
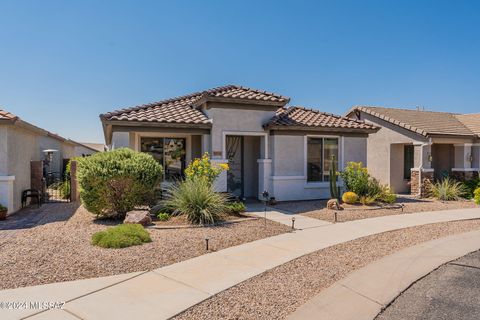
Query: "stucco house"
0 109 100 214
100 85 378 201
347 106 480 195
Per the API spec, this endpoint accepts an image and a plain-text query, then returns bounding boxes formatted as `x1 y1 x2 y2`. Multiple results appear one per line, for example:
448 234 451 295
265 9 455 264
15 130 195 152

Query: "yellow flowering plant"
184 153 229 185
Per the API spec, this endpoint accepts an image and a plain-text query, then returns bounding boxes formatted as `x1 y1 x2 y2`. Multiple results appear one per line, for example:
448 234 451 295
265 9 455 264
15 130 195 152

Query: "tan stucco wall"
270 134 304 176
353 113 428 187
0 126 8 175
7 126 38 212
204 105 275 158
343 137 367 167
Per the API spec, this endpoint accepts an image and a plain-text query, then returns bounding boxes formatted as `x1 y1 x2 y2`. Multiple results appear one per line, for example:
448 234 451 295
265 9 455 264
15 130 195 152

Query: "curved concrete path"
1 207 479 320
288 229 480 320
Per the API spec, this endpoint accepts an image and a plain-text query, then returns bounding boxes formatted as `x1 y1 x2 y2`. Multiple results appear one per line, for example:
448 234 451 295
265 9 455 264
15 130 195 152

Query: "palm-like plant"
429 178 466 201
162 178 227 225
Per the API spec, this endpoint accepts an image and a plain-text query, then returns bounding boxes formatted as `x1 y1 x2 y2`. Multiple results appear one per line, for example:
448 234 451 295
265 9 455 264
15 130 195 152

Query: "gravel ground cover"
274 196 477 222
175 219 480 320
0 203 290 290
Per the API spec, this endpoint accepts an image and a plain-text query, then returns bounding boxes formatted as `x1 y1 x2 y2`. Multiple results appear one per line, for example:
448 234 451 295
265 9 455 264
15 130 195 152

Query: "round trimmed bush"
77 148 163 219
342 191 359 204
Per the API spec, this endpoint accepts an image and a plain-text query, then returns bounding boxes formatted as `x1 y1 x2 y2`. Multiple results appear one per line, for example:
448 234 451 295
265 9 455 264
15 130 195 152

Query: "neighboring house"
347 106 480 195
0 109 99 214
100 85 378 201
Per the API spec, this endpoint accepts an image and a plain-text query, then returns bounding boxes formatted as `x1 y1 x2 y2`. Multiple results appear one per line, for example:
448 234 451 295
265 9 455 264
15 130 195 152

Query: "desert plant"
157 212 170 221
91 224 152 248
339 162 370 196
185 153 228 186
367 179 397 204
474 188 480 205
429 178 466 201
77 148 163 219
359 195 376 205
162 177 227 225
342 191 359 204
329 155 339 199
225 201 246 215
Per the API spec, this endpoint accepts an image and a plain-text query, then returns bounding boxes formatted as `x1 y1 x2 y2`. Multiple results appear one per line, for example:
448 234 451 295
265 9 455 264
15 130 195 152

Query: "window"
404 145 414 180
307 137 339 182
140 137 186 181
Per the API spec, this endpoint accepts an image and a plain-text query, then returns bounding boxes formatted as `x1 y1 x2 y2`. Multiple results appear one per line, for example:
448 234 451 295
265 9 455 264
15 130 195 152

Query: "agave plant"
162 177 227 225
429 178 466 201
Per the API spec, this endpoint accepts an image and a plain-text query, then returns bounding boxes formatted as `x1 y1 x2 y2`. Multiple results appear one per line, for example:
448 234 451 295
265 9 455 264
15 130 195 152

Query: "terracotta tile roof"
0 109 18 120
351 106 476 137
101 85 289 124
265 106 378 132
455 114 480 137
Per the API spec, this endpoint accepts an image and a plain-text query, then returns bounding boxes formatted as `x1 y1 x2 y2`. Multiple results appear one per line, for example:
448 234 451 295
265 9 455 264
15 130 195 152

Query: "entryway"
225 135 260 200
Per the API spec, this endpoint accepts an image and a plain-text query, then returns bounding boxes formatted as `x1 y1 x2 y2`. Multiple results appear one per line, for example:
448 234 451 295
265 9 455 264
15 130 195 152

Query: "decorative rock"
124 210 152 226
327 199 343 211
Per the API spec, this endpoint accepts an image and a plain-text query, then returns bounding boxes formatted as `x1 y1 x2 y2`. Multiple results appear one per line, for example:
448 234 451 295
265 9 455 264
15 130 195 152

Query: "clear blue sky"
1 0 479 143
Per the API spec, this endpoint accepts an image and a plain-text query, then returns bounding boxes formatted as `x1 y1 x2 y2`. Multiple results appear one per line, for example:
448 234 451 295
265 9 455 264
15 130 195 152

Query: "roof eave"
266 125 379 134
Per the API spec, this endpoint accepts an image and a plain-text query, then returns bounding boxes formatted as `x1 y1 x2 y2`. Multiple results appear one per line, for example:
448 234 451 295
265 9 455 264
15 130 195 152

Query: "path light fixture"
334 211 338 223
205 237 209 251
262 190 270 228
291 217 295 230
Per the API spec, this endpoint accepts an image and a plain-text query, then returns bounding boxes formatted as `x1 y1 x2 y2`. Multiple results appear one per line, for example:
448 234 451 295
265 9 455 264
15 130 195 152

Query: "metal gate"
43 171 71 203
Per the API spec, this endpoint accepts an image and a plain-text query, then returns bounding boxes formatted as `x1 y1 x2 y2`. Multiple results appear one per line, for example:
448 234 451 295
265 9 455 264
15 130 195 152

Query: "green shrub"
474 188 480 205
342 191 359 204
77 148 163 219
91 224 152 248
157 212 170 221
226 202 246 215
368 180 397 204
462 178 480 199
340 162 370 196
162 178 227 225
429 178 466 201
0 204 6 211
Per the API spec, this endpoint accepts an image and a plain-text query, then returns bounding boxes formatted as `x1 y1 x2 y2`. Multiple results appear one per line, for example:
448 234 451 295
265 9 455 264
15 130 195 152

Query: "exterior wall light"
427 153 433 163
467 153 473 163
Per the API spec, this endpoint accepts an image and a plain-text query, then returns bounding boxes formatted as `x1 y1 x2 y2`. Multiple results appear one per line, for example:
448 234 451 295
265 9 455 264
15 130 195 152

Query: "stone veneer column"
410 168 434 197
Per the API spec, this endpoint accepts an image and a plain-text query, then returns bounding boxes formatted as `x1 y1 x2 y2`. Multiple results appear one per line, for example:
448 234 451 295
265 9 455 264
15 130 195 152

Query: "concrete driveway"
377 250 480 320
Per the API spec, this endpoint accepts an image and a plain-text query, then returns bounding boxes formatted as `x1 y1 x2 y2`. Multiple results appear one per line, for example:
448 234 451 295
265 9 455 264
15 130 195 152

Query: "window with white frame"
307 137 339 182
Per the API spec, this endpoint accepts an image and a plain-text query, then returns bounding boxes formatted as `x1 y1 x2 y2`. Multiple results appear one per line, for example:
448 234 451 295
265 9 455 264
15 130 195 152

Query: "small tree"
184 152 228 185
77 148 163 219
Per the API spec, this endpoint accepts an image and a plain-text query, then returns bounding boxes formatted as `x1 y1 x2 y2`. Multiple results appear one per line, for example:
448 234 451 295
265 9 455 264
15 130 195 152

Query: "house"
100 85 378 201
0 109 100 214
347 106 480 196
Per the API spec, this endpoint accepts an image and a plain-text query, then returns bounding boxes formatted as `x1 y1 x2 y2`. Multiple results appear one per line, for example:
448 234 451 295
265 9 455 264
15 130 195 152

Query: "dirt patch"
274 196 477 222
175 219 480 320
0 203 290 290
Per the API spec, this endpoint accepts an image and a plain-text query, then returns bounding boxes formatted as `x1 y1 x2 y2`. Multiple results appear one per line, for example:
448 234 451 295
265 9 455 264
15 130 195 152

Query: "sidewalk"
246 202 331 229
1 207 479 320
288 229 480 320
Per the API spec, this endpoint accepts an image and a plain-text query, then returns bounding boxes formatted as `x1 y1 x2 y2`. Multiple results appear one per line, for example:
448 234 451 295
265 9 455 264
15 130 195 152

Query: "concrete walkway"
288 229 480 320
246 202 331 229
1 207 479 320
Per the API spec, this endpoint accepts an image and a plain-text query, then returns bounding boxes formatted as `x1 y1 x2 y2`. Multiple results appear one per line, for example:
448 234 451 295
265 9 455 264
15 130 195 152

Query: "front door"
226 136 244 199
432 144 454 180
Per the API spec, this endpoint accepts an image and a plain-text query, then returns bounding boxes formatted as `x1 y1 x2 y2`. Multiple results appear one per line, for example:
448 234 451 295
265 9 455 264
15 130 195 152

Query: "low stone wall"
410 169 434 197
451 170 480 181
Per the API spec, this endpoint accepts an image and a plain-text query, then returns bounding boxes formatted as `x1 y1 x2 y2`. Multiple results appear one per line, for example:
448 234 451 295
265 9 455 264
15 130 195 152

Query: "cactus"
329 155 339 199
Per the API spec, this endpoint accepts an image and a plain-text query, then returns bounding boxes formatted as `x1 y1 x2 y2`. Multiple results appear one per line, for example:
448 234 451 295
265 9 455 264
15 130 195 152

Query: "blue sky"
0 0 479 143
